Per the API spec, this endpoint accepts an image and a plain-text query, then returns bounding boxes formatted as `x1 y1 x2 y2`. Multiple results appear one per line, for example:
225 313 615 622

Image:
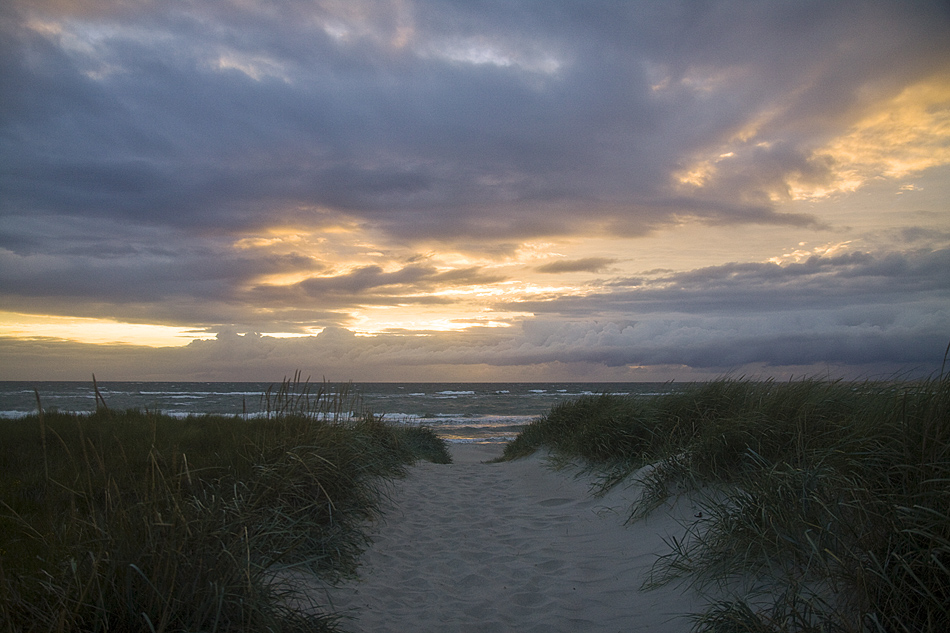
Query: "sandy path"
307 443 704 632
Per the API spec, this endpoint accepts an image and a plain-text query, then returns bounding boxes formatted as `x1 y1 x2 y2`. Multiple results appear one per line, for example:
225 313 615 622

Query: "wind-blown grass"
500 376 950 633
0 377 450 633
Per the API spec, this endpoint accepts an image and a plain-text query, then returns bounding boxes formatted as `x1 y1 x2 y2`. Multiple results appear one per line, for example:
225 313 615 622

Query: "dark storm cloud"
508 249 950 317
0 231 318 304
0 212 327 329
498 314 947 373
3 0 948 237
459 248 949 373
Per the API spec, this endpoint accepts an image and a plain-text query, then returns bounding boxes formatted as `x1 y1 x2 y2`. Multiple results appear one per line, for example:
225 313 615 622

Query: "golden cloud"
797 75 950 198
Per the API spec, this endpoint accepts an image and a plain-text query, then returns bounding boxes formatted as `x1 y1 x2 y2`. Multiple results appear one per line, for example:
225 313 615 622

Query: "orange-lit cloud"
674 74 950 204
810 76 950 195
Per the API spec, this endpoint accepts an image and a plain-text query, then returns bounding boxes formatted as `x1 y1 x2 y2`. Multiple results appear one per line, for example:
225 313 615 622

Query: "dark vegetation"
0 377 450 632
501 376 950 633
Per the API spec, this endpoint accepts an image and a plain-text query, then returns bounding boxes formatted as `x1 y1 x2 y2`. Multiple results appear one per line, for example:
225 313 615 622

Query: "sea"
0 381 686 444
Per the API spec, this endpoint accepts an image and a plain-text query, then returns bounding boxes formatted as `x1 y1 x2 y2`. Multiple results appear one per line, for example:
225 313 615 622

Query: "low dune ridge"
300 443 705 632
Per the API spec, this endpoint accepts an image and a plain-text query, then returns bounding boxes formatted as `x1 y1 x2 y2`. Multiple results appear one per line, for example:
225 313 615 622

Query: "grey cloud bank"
3 249 946 381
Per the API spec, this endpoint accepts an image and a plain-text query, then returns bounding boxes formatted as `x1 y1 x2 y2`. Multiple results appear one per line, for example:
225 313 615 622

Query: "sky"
1 0 949 382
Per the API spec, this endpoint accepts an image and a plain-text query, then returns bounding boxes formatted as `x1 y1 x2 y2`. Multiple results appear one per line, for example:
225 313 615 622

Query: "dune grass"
500 376 950 633
0 377 449 633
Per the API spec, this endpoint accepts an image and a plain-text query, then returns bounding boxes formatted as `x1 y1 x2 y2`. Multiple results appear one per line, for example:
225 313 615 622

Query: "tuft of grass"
0 376 450 633
501 376 950 633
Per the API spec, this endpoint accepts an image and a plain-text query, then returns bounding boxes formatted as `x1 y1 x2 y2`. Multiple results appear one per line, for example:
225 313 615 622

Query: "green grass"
500 376 950 633
0 377 450 633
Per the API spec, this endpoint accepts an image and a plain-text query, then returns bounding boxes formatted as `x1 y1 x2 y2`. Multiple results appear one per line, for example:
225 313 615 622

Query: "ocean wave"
138 391 265 397
0 410 95 419
443 436 517 444
3 381 682 441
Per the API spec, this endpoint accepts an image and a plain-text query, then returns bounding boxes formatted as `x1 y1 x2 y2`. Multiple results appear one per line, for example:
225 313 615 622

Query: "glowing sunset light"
1 0 948 381
0 312 200 348
814 76 950 188
353 315 516 335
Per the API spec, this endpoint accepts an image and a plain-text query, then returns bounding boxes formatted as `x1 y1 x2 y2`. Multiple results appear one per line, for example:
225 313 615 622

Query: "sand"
302 443 707 632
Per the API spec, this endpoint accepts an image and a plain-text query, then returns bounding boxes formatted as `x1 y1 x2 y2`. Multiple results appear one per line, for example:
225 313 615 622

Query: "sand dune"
305 443 706 632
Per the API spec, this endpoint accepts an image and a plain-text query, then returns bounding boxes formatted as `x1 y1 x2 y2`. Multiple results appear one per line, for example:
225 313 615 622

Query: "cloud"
535 258 617 274
508 249 950 317
507 312 948 371
3 247 947 381
4 306 945 381
3 0 948 242
1 1 949 380
246 264 508 317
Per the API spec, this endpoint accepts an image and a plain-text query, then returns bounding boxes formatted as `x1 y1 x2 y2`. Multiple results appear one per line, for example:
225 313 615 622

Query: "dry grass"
0 377 449 632
501 376 950 632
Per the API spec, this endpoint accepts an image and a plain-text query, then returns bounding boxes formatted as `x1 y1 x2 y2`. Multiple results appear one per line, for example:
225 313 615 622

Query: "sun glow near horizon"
0 312 203 348
3 207 946 349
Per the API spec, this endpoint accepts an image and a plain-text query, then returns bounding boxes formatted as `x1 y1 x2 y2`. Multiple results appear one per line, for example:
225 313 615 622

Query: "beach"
300 443 706 632
6 381 945 630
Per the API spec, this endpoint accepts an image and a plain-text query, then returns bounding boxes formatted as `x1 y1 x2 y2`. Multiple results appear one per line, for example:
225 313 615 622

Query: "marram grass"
0 377 450 633
501 376 950 633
